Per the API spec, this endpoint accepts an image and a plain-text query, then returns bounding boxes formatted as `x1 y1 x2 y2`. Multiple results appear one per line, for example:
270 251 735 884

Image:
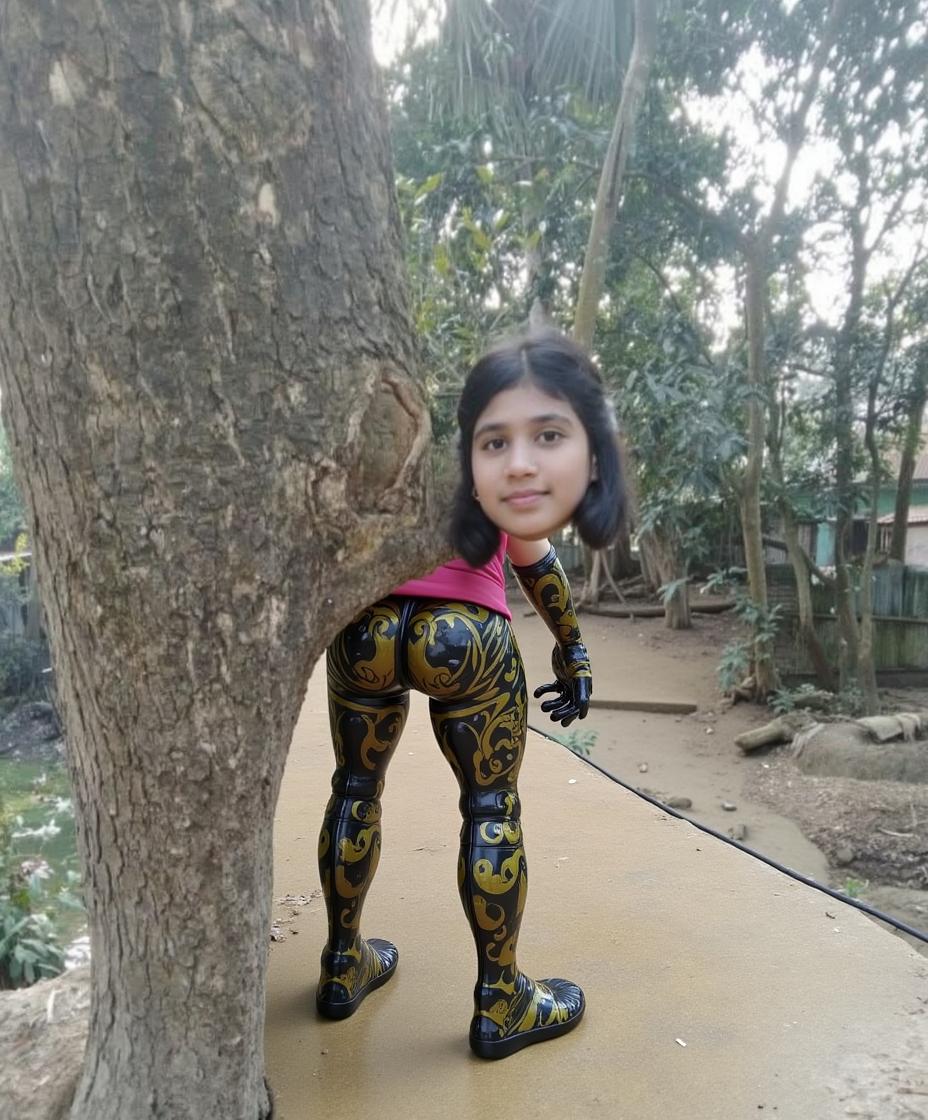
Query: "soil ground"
511 606 928 959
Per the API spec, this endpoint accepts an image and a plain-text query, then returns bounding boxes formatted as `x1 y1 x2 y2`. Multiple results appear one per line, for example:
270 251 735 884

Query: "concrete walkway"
265 661 928 1120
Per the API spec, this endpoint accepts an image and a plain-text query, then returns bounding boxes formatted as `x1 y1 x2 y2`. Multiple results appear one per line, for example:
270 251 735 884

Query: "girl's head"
450 328 624 566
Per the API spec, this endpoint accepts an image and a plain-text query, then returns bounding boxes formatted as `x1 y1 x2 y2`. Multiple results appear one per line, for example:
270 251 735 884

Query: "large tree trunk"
857 426 882 715
767 396 834 691
740 249 778 695
832 206 869 692
778 503 835 692
639 525 691 629
889 358 928 562
0 5 442 1119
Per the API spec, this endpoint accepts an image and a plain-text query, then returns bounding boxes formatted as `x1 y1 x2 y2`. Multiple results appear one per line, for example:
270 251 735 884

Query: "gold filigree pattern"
512 549 583 645
318 596 583 1052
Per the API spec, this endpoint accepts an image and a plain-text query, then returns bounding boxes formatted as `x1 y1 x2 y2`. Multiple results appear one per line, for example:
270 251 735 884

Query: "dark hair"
449 328 625 566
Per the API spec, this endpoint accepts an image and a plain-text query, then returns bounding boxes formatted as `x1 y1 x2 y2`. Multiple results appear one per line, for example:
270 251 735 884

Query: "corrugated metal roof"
878 504 928 526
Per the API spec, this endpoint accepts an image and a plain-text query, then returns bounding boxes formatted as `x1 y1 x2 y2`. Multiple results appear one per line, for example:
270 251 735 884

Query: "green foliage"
0 794 73 989
0 765 84 988
0 531 47 709
0 637 47 705
703 567 783 691
832 687 867 719
0 531 28 618
769 683 825 716
0 426 26 548
840 877 869 901
716 640 751 695
550 727 598 758
768 682 867 719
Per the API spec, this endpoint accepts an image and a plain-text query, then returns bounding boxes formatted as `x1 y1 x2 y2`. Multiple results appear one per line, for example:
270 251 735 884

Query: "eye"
538 429 564 444
480 436 507 452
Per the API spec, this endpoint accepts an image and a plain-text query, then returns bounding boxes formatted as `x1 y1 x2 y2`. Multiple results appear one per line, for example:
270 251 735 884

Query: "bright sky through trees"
371 3 927 340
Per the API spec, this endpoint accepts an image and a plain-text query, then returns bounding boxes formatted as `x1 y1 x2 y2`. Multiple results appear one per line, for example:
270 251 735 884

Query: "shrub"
0 636 47 701
0 796 73 989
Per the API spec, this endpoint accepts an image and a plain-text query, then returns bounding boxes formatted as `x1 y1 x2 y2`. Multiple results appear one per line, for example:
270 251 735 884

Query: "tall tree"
573 0 659 349
0 4 441 1117
572 0 660 609
889 344 928 562
735 0 849 697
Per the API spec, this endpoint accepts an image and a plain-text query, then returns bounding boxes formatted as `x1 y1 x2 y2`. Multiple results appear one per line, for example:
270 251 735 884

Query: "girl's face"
471 379 593 541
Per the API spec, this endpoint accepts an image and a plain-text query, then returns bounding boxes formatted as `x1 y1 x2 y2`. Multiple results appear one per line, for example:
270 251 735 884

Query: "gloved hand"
534 641 592 726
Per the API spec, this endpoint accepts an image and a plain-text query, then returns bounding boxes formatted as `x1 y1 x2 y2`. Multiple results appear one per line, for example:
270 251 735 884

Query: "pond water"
0 758 87 948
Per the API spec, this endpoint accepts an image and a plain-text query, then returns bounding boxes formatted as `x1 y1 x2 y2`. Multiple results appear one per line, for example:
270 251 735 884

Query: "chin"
495 514 570 541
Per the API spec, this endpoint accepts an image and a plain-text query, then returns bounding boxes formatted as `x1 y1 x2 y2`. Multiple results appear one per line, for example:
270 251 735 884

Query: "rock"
793 721 928 783
0 966 89 1120
835 846 855 866
666 796 693 810
638 763 649 773
721 801 737 811
728 823 748 841
855 713 924 743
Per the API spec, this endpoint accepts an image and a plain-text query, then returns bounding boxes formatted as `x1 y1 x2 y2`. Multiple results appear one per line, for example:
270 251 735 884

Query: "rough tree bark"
0 4 444 1119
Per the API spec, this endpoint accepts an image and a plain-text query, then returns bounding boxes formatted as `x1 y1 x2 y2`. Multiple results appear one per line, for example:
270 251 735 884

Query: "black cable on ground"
530 721 928 947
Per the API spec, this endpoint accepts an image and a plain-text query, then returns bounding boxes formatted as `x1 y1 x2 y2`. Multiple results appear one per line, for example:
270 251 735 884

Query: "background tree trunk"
889 357 928 562
640 525 690 629
573 0 658 350
857 419 882 715
767 389 835 692
832 208 868 692
572 0 657 607
0 4 442 1118
740 249 778 694
734 0 847 700
778 504 835 692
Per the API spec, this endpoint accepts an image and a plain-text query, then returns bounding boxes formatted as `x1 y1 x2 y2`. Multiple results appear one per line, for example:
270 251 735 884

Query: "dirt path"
513 606 928 953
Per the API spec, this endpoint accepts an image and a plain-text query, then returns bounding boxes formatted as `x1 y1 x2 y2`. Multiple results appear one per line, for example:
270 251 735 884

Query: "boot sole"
316 956 398 1021
469 1001 585 1060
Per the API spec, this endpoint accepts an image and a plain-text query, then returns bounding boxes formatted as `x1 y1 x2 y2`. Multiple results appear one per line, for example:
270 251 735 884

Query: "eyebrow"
474 412 576 439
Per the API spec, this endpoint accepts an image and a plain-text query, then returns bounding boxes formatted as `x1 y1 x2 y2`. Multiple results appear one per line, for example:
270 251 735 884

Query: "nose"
505 438 538 478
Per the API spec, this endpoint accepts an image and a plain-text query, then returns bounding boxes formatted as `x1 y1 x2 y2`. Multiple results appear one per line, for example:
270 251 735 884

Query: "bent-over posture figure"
315 330 624 1059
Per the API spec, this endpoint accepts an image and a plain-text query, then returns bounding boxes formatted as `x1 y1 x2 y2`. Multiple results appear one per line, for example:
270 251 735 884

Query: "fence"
0 549 42 639
767 563 928 678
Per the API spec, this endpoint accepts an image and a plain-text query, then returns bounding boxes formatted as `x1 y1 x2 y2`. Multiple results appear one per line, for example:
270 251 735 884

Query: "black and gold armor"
317 589 587 1058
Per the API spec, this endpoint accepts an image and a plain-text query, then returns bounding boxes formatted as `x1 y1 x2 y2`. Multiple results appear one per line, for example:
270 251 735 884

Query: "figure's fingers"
550 699 577 720
533 681 559 699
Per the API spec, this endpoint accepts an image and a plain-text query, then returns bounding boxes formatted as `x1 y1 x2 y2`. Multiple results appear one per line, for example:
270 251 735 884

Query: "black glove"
534 641 592 727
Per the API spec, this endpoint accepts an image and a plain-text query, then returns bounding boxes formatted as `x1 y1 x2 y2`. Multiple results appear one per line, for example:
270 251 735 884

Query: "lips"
504 490 547 508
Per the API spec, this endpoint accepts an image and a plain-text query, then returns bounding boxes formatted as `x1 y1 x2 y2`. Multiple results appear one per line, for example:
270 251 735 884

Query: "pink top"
392 534 511 620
